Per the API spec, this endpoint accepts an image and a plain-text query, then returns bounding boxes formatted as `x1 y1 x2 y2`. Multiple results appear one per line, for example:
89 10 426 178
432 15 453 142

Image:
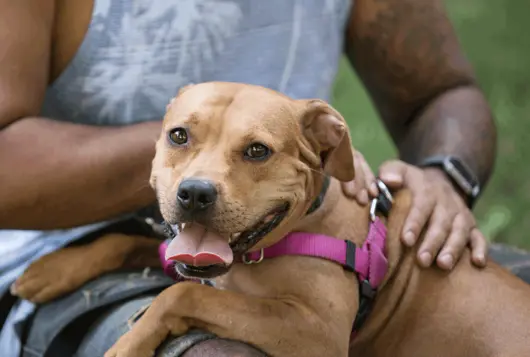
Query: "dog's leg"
11 233 161 303
105 282 345 357
182 339 268 357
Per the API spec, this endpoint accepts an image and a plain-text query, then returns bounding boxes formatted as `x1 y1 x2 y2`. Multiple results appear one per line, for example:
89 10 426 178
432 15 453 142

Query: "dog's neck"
294 178 371 243
297 179 422 348
295 178 403 274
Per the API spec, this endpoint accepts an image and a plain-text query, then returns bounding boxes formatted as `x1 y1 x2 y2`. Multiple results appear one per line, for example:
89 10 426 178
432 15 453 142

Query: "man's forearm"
396 85 497 188
0 117 162 229
344 0 497 187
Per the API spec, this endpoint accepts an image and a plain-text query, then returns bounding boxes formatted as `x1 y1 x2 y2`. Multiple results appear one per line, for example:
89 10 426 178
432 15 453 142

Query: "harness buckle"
242 249 265 265
377 179 394 205
360 279 377 300
370 179 394 221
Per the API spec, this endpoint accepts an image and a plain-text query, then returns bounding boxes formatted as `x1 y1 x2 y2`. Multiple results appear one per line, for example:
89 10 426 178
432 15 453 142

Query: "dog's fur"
11 232 161 304
102 82 530 357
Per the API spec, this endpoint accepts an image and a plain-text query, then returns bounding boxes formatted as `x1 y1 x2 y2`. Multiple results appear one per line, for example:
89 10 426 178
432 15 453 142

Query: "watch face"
443 157 480 198
448 158 476 185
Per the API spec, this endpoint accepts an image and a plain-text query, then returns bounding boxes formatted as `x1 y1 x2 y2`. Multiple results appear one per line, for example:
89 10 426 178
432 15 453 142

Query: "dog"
105 81 530 357
19 81 530 357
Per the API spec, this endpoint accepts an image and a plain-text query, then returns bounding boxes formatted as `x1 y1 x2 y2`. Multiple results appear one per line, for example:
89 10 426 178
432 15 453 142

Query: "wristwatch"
419 155 481 208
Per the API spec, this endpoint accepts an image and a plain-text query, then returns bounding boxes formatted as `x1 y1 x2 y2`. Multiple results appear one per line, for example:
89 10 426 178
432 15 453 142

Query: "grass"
331 0 530 249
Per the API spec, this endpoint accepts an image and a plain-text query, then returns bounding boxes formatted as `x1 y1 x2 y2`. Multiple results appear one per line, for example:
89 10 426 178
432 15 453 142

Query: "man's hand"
341 159 487 270
378 160 487 270
340 151 380 205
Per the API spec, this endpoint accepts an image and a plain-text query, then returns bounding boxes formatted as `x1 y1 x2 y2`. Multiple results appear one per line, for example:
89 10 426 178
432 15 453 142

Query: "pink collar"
159 218 388 285
239 217 388 289
158 217 389 338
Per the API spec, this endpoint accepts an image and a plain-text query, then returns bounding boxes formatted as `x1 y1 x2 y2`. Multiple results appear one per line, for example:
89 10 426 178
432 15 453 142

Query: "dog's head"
151 82 355 278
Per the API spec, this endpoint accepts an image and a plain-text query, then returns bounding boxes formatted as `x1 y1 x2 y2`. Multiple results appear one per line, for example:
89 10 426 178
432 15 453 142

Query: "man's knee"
182 338 268 357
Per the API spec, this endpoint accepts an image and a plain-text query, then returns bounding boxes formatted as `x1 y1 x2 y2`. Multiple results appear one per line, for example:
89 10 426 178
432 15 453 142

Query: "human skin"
345 0 496 269
0 0 161 229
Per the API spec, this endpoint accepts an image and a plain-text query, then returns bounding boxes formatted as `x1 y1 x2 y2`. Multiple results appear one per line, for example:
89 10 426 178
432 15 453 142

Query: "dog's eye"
168 127 188 145
244 143 271 161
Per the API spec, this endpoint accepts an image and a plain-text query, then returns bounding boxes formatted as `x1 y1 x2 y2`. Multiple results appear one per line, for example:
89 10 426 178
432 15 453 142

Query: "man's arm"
345 0 496 187
0 0 160 229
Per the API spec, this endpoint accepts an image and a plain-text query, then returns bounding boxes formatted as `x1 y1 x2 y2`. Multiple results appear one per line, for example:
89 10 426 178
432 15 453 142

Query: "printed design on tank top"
78 0 243 123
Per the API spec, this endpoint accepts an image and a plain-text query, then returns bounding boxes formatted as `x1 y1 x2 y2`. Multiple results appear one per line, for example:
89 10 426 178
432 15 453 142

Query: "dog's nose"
177 179 218 213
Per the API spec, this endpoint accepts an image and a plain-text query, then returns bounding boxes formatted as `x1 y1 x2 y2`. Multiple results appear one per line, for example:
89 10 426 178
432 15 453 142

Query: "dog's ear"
300 99 355 182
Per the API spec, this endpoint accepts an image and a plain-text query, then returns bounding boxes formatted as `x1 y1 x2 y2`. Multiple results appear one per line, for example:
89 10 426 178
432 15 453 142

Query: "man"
0 0 498 356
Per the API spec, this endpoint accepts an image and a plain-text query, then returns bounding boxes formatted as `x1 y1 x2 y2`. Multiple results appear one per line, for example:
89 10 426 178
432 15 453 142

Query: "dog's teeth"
263 214 275 224
229 232 241 243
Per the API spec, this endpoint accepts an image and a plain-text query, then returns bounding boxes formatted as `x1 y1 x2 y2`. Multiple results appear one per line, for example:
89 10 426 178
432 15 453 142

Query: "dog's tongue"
165 224 233 266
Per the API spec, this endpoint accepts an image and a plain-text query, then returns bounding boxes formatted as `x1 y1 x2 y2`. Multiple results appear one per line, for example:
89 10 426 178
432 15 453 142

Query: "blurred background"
332 0 530 249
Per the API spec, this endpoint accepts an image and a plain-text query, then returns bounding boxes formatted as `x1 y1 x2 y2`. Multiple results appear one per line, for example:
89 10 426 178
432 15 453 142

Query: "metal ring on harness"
377 179 394 204
370 179 393 222
242 249 265 265
369 199 379 222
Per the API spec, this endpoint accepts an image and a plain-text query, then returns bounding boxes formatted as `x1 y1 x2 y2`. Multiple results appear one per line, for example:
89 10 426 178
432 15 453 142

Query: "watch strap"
420 155 480 208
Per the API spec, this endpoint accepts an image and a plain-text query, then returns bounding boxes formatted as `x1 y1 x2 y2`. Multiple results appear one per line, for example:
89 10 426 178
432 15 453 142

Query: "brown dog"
106 82 530 357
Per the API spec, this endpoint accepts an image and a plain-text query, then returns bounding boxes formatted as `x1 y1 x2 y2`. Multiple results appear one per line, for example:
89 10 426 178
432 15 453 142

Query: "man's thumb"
378 160 407 188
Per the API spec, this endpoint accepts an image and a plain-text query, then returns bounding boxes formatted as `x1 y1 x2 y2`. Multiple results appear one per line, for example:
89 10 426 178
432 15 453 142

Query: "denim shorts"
21 269 215 357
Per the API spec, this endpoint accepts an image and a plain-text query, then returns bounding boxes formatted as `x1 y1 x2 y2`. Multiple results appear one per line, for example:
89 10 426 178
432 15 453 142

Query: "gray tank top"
42 0 351 125
0 0 351 298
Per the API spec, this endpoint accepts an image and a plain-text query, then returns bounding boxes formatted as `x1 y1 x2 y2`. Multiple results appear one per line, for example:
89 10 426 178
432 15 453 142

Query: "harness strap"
240 217 388 336
241 218 388 288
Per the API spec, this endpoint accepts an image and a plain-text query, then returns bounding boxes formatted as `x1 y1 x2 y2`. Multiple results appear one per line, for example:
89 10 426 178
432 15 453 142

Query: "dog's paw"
105 323 172 357
11 245 102 303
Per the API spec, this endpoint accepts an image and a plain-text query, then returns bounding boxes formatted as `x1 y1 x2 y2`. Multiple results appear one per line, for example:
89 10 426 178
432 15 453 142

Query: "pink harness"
158 217 389 338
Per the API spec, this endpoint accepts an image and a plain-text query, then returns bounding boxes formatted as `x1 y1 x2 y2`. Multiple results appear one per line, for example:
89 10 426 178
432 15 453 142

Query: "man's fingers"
378 160 408 189
436 214 470 270
352 159 368 204
401 205 431 247
355 189 369 205
401 188 434 243
358 157 377 197
340 179 369 205
469 228 488 267
342 151 376 204
417 207 453 267
341 180 357 198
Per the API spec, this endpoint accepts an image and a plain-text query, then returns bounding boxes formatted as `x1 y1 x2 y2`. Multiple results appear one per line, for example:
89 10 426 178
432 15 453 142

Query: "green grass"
331 0 530 249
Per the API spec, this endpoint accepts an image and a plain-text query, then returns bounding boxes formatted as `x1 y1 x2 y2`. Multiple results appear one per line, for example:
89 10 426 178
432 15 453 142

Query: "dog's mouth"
175 262 231 280
166 202 290 279
228 202 290 253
